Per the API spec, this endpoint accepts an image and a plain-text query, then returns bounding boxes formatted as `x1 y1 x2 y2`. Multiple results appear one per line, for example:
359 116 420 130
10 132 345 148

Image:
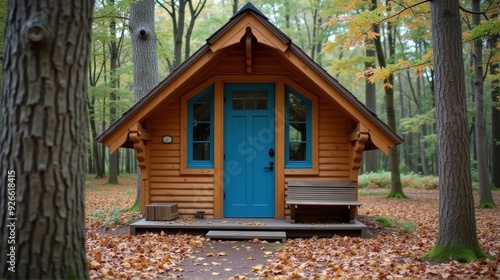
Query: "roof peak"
231 2 268 20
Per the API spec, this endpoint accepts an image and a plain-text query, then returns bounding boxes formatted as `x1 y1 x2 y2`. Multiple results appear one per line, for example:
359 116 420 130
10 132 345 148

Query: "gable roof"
97 2 403 153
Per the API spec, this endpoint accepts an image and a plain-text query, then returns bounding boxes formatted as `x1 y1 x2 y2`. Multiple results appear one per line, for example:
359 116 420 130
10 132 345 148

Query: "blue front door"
223 83 275 217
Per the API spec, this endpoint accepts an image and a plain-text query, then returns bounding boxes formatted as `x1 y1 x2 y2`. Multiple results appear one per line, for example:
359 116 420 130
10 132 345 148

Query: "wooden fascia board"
369 132 390 156
209 13 288 53
108 129 129 154
99 47 216 148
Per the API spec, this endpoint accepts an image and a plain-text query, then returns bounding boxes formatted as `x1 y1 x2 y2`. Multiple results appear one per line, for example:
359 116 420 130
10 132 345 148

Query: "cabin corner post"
129 123 152 214
348 126 370 182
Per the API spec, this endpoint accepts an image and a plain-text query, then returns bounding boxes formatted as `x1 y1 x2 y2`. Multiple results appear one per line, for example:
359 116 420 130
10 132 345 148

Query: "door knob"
264 161 274 171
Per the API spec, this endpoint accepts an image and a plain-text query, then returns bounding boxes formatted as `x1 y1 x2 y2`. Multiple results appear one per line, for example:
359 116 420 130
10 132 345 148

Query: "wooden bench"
286 180 362 223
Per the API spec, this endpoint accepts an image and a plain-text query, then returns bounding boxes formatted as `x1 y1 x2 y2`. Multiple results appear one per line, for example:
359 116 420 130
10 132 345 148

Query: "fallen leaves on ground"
86 177 499 278
255 190 500 278
85 176 206 278
86 231 204 279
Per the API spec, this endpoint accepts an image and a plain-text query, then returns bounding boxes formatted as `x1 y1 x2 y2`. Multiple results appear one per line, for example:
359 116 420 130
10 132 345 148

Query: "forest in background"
0 0 498 187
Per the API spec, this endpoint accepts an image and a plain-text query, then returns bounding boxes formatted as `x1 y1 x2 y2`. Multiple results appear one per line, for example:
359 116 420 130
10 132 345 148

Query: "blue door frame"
223 83 275 217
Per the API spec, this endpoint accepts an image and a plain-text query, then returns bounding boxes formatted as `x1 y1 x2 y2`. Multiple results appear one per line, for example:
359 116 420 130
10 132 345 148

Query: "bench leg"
290 206 297 223
349 206 356 223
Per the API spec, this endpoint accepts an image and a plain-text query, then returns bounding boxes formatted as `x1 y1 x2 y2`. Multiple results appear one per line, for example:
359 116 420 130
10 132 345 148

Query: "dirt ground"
168 239 279 279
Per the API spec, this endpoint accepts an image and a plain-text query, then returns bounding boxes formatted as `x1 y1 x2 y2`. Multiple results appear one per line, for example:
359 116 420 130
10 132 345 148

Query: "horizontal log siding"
284 97 353 218
148 98 215 217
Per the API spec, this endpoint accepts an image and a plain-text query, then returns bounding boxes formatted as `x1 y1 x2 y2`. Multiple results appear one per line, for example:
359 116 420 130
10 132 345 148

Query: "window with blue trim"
285 85 312 168
187 86 214 168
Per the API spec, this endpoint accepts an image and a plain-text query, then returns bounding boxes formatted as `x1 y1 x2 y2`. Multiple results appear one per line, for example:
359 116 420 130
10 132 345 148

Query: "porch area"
130 218 367 239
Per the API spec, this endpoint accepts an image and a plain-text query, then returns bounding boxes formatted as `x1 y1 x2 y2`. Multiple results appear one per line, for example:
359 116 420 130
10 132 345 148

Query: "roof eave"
287 43 403 146
96 44 212 144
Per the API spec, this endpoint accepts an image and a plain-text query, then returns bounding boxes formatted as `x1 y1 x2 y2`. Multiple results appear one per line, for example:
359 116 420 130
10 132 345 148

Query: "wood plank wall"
148 98 215 217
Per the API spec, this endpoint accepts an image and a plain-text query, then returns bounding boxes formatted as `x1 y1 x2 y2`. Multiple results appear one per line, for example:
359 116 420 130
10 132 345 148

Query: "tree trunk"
0 0 93 277
185 1 207 60
130 0 160 207
89 96 105 178
232 0 239 15
108 0 119 184
472 0 495 208
371 0 405 198
423 0 489 262
489 32 500 189
364 39 378 172
174 0 186 70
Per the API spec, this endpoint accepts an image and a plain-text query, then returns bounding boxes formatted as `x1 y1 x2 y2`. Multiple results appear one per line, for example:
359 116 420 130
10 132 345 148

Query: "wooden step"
206 230 286 241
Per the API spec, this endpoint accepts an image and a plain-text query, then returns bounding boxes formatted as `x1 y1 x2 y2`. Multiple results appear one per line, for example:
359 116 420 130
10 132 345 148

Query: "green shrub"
359 172 439 190
375 216 416 233
89 206 134 229
358 172 392 188
396 220 416 233
375 216 394 228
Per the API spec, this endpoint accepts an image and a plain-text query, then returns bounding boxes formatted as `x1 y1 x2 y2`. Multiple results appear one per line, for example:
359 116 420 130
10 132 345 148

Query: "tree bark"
185 0 207 60
108 0 119 184
173 0 186 70
364 39 378 173
472 0 495 208
0 0 93 278
130 0 160 207
89 96 104 178
232 0 239 15
489 32 500 190
423 0 489 262
371 0 405 197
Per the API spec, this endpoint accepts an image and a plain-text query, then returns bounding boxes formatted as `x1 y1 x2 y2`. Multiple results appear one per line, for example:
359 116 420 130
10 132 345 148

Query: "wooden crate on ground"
145 203 180 221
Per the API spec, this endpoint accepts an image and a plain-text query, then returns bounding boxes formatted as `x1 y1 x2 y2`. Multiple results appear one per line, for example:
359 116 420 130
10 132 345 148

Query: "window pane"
288 123 307 141
193 103 211 121
285 86 311 168
288 93 306 121
244 91 255 110
193 123 211 141
192 143 210 160
256 91 267 109
198 93 212 103
289 143 307 161
232 91 244 110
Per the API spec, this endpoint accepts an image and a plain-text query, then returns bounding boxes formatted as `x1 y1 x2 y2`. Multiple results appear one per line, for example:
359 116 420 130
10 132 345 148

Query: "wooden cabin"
97 3 403 221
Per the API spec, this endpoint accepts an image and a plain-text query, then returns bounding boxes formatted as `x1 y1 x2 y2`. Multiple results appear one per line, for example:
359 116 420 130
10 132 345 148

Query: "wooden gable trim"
208 13 288 53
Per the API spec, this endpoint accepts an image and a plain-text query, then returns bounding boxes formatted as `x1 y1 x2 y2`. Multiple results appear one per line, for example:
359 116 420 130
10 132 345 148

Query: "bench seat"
285 200 362 206
286 180 361 223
